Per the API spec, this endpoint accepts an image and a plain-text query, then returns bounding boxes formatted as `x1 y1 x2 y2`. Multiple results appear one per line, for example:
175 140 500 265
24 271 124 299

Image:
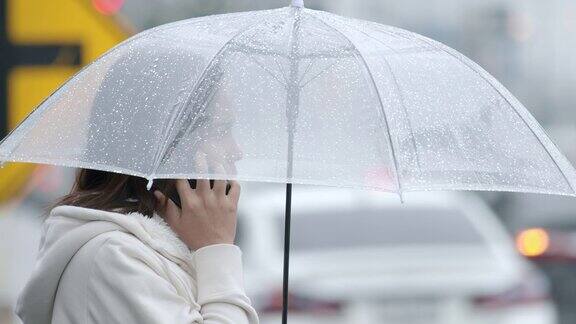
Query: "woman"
15 31 257 323
15 170 259 324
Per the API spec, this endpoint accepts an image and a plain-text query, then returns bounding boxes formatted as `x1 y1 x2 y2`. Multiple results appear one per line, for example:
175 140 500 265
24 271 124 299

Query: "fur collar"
49 205 195 275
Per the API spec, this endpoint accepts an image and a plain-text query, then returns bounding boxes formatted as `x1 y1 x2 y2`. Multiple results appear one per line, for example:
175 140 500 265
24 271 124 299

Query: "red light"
473 270 550 309
261 287 342 314
92 0 124 15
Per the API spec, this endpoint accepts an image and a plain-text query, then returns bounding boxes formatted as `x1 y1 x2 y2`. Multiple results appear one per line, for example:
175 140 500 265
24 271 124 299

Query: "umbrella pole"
283 4 302 324
282 182 292 324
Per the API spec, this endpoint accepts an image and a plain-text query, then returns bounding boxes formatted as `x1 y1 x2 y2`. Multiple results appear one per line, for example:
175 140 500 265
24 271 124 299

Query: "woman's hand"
153 178 241 251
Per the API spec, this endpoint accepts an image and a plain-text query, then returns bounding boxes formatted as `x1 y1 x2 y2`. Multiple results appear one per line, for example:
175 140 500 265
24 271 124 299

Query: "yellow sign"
0 0 130 203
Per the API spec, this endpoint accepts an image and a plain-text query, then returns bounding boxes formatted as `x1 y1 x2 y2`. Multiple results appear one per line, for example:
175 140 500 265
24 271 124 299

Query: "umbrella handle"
282 183 292 324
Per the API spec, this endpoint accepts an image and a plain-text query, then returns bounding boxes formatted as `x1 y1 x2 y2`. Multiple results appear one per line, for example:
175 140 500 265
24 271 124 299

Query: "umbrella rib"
329 18 428 172
333 17 576 194
356 22 576 193
250 55 287 87
298 60 339 88
0 33 147 157
273 55 290 85
146 15 270 188
298 58 314 85
307 12 403 196
2 12 267 170
409 35 576 193
227 41 356 59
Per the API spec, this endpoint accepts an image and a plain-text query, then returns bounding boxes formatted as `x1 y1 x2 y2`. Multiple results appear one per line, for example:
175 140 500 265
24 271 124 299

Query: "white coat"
15 204 259 324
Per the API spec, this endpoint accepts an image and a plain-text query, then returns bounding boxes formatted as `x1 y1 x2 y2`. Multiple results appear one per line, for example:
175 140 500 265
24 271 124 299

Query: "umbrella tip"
146 178 154 191
290 0 304 8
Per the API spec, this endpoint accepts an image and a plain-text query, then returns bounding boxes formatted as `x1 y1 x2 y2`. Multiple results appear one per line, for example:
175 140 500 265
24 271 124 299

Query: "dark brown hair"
47 168 176 218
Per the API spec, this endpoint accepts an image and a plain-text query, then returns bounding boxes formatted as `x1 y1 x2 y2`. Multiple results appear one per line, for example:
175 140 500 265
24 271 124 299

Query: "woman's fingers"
196 178 211 194
192 151 211 194
212 164 227 196
158 177 240 251
175 179 196 207
191 153 235 199
153 190 181 224
227 180 241 204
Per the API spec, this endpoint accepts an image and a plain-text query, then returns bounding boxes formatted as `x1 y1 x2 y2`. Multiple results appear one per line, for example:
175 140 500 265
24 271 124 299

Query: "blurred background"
0 0 575 323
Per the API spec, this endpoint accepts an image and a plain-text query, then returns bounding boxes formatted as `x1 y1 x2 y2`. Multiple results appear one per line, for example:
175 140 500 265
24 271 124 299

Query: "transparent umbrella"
1 0 575 323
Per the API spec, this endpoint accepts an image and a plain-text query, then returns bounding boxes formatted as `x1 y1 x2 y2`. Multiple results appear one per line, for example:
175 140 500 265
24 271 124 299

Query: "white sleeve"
192 244 259 324
87 238 259 324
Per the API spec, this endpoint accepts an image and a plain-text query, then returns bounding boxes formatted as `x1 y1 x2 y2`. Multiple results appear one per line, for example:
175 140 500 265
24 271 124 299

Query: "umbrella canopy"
3 2 576 324
1 1 575 197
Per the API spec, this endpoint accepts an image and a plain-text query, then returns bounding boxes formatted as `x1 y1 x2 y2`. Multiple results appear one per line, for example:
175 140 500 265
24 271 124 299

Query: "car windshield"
284 207 485 251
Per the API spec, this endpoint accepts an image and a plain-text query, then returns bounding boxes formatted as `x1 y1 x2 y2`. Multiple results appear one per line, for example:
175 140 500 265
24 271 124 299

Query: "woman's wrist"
193 242 238 254
192 243 245 304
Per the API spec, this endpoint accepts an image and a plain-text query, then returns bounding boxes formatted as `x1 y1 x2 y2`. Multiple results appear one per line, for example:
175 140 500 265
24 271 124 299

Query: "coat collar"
49 205 195 275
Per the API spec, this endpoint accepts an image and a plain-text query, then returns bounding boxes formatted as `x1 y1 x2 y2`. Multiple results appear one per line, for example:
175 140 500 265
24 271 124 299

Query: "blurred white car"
236 184 557 324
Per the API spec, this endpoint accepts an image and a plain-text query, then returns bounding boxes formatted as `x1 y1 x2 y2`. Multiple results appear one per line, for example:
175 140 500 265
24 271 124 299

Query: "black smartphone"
164 179 232 209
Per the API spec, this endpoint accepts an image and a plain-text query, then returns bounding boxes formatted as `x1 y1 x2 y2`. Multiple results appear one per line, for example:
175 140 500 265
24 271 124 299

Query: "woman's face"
195 102 243 176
